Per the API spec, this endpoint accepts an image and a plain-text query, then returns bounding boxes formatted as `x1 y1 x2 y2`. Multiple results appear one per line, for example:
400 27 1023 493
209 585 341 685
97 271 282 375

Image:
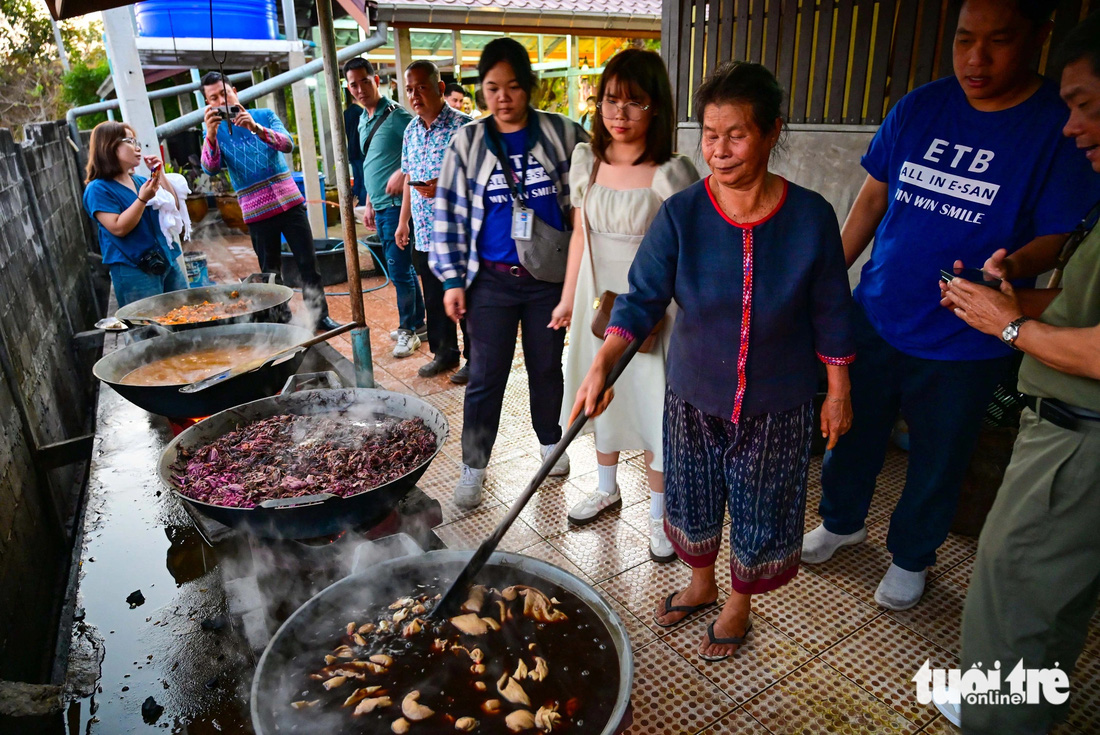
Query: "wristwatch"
1001 316 1032 349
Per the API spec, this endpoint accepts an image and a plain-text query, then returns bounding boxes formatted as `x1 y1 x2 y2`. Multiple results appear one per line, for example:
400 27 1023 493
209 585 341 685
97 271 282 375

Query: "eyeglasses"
599 99 651 121
120 137 140 147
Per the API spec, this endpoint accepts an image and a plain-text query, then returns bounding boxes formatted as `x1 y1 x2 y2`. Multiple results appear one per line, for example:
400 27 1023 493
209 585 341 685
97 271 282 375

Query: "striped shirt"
430 108 588 290
201 108 304 223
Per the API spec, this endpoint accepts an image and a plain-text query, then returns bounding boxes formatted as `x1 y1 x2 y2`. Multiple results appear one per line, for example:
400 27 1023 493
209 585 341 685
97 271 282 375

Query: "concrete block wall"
0 122 102 684
677 124 878 287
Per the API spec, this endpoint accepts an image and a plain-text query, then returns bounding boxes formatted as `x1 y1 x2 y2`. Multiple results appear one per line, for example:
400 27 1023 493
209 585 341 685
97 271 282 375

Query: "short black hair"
1054 11 1100 76
201 71 228 87
478 37 536 97
445 83 466 97
343 57 375 77
693 60 785 138
406 59 441 85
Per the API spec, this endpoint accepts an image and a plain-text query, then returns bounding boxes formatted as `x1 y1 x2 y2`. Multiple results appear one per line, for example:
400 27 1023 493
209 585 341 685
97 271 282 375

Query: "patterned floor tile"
419 455 503 525
483 453 567 504
600 561 726 636
886 576 968 656
695 707 773 734
917 715 957 733
806 520 894 606
1067 644 1100 733
517 480 611 538
547 516 651 583
821 615 957 727
752 568 880 654
940 553 975 590
432 504 542 553
665 609 814 706
625 639 736 735
604 593 659 652
513 540 595 585
742 659 919 734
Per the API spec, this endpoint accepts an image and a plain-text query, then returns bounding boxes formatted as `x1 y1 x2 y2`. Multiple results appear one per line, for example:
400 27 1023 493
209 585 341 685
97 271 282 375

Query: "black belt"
481 259 532 278
1023 395 1100 432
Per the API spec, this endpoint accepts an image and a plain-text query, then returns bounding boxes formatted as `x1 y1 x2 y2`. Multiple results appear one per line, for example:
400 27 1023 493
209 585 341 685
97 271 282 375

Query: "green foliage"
62 58 110 129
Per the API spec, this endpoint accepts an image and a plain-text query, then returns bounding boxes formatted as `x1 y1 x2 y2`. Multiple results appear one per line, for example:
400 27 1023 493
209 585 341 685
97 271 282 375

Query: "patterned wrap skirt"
663 386 814 594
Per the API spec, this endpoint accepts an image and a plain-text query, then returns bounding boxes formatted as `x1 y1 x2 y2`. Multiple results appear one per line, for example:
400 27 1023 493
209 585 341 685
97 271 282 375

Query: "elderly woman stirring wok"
571 61 856 661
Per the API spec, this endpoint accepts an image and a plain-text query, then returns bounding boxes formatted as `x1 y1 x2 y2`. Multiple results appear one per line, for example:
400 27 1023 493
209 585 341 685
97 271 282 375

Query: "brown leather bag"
583 157 663 353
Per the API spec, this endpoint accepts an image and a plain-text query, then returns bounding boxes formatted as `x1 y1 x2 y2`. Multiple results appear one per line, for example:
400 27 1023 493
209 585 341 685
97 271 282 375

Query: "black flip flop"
653 591 717 629
700 620 752 662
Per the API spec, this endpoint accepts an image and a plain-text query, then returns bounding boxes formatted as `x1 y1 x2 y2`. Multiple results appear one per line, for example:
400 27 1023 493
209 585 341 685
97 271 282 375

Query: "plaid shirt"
430 109 588 290
401 103 470 252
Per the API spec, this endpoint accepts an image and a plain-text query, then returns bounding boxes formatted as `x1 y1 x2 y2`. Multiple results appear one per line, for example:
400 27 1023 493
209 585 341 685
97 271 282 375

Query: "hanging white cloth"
148 172 193 245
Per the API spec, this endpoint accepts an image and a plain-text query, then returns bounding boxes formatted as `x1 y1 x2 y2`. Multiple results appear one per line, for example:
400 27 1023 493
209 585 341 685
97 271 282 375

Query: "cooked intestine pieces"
353 696 392 716
323 675 347 690
291 699 320 709
343 686 382 707
481 699 502 715
461 584 488 614
390 597 414 609
528 657 549 682
450 613 490 636
513 659 529 679
392 717 410 734
370 654 394 667
401 690 435 721
455 717 479 731
497 672 531 707
535 704 562 732
520 587 568 624
505 710 537 733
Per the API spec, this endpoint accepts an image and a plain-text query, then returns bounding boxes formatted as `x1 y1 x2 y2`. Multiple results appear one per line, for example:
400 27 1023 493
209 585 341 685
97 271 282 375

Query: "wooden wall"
662 0 1096 125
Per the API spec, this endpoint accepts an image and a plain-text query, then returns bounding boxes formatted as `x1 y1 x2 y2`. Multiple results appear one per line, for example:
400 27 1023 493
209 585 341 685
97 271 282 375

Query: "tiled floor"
190 222 1097 734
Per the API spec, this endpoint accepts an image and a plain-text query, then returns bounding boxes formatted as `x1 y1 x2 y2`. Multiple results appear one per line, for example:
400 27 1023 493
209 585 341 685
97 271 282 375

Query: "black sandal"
700 620 752 662
653 591 717 629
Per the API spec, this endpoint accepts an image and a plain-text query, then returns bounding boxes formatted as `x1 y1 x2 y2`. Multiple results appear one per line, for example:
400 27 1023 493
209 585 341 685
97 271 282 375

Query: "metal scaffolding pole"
315 0 372 388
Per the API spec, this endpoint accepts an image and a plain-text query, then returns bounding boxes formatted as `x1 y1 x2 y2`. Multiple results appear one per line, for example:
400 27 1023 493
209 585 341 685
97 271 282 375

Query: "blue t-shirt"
477 128 564 264
857 77 1100 360
83 176 178 267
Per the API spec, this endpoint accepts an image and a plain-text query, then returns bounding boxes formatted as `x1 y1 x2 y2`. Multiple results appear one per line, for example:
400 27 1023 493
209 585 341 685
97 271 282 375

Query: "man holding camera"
200 72 339 331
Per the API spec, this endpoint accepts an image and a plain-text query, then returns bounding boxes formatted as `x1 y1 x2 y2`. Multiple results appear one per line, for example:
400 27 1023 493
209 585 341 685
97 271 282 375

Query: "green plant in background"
61 58 110 129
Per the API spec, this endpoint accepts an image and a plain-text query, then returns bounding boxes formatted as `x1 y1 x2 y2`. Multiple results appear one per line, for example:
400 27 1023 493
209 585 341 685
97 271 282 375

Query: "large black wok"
157 388 449 538
114 280 293 331
94 322 315 418
251 550 633 735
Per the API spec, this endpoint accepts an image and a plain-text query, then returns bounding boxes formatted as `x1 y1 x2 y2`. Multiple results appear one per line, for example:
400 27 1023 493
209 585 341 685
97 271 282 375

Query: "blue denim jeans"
110 259 189 308
818 303 1015 571
375 205 424 332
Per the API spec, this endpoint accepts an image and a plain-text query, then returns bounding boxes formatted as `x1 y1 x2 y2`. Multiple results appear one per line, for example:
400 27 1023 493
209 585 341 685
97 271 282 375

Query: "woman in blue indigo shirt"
571 62 855 662
83 121 187 307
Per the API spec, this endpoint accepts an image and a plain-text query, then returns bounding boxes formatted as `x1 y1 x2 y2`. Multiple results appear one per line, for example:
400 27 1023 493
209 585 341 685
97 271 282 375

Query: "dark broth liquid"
276 569 621 734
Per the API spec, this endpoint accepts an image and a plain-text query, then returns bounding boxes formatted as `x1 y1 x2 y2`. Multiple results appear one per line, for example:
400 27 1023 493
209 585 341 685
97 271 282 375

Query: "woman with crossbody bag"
83 121 188 308
431 38 588 510
548 50 698 559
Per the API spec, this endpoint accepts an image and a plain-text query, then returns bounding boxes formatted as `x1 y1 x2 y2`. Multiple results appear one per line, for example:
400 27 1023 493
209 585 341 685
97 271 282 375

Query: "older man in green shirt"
940 14 1100 734
344 57 425 358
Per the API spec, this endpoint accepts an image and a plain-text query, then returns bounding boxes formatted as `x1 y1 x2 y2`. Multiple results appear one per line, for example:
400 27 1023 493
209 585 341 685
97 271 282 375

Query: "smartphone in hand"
940 267 1002 288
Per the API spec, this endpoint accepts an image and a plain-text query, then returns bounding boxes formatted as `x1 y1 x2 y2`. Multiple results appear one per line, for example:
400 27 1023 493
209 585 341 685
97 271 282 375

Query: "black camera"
216 105 243 119
137 248 169 276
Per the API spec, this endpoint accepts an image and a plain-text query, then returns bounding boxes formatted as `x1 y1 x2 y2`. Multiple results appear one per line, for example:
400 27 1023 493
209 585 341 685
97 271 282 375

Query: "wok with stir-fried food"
269 563 624 735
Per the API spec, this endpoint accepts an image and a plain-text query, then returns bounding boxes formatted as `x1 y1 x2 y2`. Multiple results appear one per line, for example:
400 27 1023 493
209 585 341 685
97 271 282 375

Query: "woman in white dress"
549 49 699 561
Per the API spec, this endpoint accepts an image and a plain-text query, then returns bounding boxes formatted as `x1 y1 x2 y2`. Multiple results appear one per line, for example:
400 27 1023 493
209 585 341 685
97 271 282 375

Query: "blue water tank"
134 0 279 41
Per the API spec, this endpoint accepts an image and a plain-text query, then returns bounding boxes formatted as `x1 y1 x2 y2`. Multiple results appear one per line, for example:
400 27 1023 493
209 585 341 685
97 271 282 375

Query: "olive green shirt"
1018 222 1100 412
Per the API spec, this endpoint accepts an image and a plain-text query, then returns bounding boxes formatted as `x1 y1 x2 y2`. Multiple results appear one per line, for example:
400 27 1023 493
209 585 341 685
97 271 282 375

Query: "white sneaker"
567 486 621 526
648 516 676 563
540 444 570 477
393 329 421 358
874 563 927 611
453 465 485 510
801 523 868 564
390 325 427 341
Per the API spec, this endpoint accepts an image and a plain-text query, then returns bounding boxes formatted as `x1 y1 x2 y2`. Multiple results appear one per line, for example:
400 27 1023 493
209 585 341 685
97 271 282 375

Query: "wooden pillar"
394 26 413 107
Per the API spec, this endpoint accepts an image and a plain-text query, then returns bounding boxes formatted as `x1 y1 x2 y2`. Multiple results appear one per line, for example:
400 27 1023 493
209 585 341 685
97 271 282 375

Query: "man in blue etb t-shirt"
803 0 1100 611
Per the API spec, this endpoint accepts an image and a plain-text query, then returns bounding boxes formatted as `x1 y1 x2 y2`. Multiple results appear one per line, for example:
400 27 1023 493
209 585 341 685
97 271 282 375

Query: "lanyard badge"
511 201 534 241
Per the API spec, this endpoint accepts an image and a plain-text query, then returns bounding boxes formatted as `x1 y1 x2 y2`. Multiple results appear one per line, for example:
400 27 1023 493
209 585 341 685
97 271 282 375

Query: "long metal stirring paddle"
431 336 644 620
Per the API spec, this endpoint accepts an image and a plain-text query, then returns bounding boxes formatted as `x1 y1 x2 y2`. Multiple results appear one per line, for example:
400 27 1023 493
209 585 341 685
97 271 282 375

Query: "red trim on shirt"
817 352 856 366
604 325 635 343
705 176 789 229
731 227 754 424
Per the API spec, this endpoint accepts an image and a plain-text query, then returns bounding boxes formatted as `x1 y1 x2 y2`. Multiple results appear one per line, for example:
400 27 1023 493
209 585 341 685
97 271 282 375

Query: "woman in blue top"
572 62 856 662
82 121 187 308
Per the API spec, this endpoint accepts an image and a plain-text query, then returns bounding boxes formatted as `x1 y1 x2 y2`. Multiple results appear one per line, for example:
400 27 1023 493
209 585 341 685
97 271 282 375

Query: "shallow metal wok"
250 549 633 735
114 279 293 331
93 322 315 418
157 388 449 538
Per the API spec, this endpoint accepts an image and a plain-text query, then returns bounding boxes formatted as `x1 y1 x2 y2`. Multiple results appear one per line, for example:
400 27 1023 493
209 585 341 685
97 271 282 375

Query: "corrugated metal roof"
382 0 660 14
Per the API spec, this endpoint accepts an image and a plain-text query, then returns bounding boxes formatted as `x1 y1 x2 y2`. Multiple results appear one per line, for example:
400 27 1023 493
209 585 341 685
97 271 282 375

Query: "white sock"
597 463 618 495
650 490 665 520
